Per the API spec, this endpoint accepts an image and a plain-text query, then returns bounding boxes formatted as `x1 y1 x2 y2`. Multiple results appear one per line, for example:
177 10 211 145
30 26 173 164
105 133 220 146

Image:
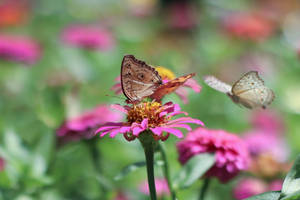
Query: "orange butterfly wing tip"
151 73 196 101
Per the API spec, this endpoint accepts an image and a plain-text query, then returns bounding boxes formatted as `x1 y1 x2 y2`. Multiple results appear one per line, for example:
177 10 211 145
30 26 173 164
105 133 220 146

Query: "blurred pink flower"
268 180 283 191
57 105 123 142
223 12 274 41
139 178 170 197
243 131 289 162
96 101 204 141
111 75 201 104
177 128 250 182
250 110 284 134
0 158 4 171
233 178 268 200
61 25 115 50
0 34 41 64
233 178 283 199
167 2 197 30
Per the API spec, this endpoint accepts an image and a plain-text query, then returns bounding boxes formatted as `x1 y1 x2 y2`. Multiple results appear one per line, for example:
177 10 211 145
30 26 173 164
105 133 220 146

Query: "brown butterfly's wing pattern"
203 75 232 94
151 73 195 101
121 55 162 103
231 71 275 109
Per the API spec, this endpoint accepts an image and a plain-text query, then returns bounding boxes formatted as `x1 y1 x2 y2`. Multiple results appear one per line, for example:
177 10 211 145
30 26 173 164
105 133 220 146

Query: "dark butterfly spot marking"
138 73 145 80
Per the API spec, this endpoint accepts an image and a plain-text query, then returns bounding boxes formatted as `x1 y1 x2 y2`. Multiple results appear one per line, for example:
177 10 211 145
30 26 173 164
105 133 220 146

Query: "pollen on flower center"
155 66 176 80
127 102 167 127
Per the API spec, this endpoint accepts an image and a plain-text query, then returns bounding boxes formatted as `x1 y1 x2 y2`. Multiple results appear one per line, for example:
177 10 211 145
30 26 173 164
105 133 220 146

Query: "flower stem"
158 143 177 200
139 131 157 200
198 179 210 200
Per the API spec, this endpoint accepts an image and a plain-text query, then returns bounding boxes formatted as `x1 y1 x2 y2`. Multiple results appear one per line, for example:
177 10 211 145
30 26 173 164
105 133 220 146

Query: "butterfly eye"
138 73 145 80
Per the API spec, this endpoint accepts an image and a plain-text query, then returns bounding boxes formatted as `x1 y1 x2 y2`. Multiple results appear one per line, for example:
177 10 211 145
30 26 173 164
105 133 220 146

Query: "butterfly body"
121 55 195 103
204 71 275 109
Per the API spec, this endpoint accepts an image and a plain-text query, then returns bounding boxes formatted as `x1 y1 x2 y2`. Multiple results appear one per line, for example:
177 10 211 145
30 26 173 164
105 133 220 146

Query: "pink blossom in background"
268 180 283 191
57 105 123 142
0 34 41 64
61 25 115 50
139 178 170 197
111 76 201 104
233 178 283 199
250 110 284 134
243 130 289 162
0 158 4 171
96 102 204 141
177 128 250 182
233 178 268 200
222 12 274 41
167 2 197 30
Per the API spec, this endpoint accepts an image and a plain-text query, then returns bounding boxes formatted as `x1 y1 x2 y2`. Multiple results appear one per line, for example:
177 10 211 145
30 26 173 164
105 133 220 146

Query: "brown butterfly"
121 55 195 103
204 71 275 109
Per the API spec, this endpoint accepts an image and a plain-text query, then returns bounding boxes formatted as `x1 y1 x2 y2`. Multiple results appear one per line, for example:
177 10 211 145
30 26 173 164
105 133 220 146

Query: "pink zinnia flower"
222 12 274 41
0 34 41 64
0 158 4 171
57 105 123 142
250 110 284 134
96 101 204 141
233 178 268 200
111 66 201 104
139 178 170 197
177 128 250 182
61 25 115 50
233 178 283 200
244 131 289 162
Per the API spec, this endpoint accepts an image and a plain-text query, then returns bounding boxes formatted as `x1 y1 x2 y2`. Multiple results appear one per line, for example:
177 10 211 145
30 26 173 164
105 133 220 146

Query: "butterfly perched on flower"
204 71 275 109
121 55 195 103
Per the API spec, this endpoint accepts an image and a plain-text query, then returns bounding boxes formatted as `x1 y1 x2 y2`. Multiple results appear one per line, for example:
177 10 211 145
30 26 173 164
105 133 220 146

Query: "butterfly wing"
234 87 275 109
121 55 162 102
203 75 232 94
232 71 264 95
232 71 275 109
151 73 195 101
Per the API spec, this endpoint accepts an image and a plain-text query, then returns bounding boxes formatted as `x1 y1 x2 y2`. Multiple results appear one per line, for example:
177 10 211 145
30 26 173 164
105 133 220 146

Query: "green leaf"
114 161 146 181
173 153 215 189
281 154 300 197
245 191 281 200
280 190 300 200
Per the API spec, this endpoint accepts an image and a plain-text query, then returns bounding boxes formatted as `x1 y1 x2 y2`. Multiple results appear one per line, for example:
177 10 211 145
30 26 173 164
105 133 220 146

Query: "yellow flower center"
155 66 176 80
127 102 167 127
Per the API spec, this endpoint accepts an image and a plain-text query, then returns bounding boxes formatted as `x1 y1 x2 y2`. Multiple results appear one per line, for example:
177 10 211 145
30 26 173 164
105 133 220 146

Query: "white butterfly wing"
232 71 275 109
203 75 232 94
232 71 264 95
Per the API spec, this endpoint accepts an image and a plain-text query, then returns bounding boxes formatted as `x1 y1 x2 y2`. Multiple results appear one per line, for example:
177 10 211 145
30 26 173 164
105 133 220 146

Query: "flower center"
127 102 167 127
155 66 176 80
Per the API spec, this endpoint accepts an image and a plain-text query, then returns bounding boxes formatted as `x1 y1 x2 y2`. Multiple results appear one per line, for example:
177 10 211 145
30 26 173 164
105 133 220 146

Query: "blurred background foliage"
0 0 300 199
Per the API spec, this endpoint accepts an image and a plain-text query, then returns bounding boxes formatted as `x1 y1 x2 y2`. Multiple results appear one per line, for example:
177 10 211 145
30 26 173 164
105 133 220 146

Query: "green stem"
139 131 157 200
199 179 210 200
158 143 177 200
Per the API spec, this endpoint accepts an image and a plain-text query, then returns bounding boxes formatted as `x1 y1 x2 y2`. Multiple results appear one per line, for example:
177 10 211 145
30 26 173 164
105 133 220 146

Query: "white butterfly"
204 71 275 109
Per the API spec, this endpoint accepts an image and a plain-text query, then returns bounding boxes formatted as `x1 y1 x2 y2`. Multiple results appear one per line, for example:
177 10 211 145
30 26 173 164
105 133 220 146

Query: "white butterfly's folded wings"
203 71 275 109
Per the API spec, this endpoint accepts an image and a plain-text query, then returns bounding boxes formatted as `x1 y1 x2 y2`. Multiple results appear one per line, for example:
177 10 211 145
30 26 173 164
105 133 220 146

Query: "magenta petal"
168 111 188 117
119 126 131 133
183 78 202 92
100 130 110 137
109 128 122 138
150 127 163 136
166 124 192 131
141 118 148 128
160 127 183 138
132 126 145 136
169 117 205 126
